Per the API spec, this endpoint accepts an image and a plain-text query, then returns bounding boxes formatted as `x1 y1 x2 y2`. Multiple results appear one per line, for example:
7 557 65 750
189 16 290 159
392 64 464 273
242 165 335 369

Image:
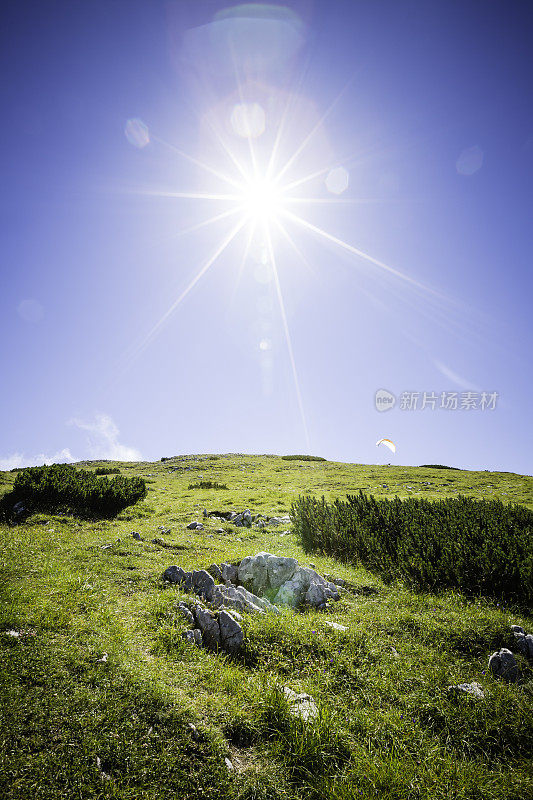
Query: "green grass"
1 454 532 799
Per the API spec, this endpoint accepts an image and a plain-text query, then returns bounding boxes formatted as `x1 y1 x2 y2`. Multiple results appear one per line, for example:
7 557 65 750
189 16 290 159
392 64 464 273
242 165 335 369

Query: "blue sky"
1 0 532 474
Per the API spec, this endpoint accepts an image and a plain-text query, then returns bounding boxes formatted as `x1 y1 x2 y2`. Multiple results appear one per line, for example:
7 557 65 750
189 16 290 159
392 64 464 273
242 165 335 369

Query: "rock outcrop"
163 552 341 613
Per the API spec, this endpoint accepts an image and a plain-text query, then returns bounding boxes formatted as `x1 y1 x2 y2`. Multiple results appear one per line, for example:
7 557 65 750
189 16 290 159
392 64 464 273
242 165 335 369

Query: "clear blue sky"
1 0 531 474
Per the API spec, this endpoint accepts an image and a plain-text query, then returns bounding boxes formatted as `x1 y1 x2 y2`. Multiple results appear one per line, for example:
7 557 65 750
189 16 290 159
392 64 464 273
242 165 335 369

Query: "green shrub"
281 455 326 462
188 481 228 490
94 466 121 476
0 464 146 520
419 464 460 470
291 492 533 606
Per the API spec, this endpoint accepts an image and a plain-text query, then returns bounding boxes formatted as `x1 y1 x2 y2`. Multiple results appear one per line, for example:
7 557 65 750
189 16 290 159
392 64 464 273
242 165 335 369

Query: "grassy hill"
1 455 532 799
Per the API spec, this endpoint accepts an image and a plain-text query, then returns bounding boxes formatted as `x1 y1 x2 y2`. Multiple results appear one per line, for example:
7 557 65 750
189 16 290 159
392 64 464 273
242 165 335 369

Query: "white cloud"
434 360 481 392
0 448 75 471
69 413 141 462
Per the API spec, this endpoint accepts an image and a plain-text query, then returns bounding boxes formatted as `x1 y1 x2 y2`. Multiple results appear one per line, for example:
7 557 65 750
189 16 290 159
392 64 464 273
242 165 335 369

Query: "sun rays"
122 92 450 448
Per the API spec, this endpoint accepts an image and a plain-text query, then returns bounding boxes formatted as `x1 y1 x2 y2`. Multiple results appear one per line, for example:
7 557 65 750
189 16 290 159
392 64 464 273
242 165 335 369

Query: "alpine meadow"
1 455 532 799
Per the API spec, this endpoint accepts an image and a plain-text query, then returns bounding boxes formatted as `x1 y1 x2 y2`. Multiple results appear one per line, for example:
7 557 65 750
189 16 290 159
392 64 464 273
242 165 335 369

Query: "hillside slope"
1 455 532 799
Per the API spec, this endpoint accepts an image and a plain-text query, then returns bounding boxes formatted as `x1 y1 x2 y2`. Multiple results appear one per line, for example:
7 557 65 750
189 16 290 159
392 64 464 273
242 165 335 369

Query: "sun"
240 175 284 224
123 96 445 452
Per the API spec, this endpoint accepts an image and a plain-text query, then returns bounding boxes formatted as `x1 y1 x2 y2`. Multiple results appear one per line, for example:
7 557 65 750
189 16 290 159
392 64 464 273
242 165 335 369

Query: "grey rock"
242 510 252 527
305 582 327 607
448 682 485 699
514 633 533 660
176 603 195 626
324 575 346 587
193 605 221 650
220 563 238 584
273 568 311 607
178 572 193 591
222 609 243 623
510 625 525 635
238 553 269 595
187 722 200 740
207 563 223 582
218 610 244 653
237 585 280 614
187 522 200 530
13 501 27 518
326 581 341 600
283 687 319 722
163 565 186 584
224 757 234 771
488 648 519 682
210 586 224 609
324 620 347 631
191 570 215 601
131 532 142 541
182 629 203 647
217 585 246 612
267 556 298 590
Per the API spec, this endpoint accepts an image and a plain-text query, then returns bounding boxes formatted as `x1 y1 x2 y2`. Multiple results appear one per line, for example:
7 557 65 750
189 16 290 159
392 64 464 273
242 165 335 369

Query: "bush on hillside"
419 464 460 470
94 467 121 475
291 491 533 607
188 481 228 490
0 463 146 520
282 455 326 462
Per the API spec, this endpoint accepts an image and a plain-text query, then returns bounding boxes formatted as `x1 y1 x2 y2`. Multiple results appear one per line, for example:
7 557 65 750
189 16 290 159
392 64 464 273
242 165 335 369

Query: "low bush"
0 463 146 520
188 481 228 490
419 464 460 470
94 466 121 475
291 492 533 606
282 455 326 462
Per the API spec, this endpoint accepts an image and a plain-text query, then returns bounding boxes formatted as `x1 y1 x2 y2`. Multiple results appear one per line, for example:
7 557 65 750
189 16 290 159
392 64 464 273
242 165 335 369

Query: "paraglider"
376 438 396 454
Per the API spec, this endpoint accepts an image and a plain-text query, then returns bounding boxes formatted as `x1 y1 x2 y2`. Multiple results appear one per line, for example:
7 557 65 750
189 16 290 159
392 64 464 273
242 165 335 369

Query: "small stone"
182 629 203 647
306 582 327 607
193 605 221 650
95 756 111 781
283 687 319 722
511 625 525 635
220 563 238 584
162 565 186 584
186 522 198 530
191 570 215 601
207 563 223 582
4 630 20 638
218 610 244 653
488 648 519 682
324 621 347 631
448 682 485 699
177 603 195 626
514 632 533 660
224 757 234 771
187 722 200 740
131 532 142 541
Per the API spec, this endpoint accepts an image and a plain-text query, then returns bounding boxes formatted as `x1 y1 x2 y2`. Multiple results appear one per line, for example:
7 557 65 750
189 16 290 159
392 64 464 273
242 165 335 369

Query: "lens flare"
241 177 283 222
